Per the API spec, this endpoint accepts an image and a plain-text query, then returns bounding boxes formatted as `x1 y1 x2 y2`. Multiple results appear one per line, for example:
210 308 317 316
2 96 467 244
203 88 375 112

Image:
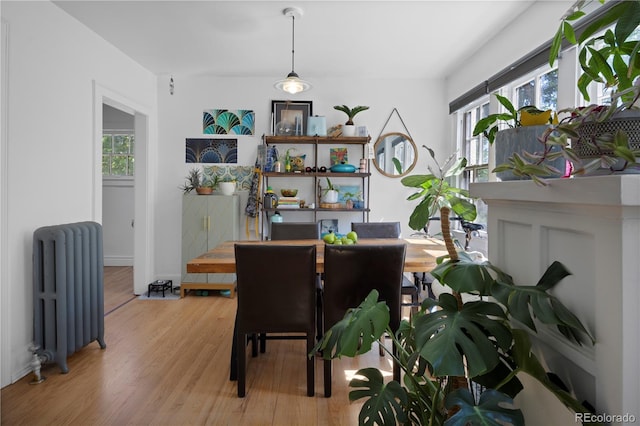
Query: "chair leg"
306 333 315 397
392 345 401 383
236 331 246 397
316 288 323 342
259 333 266 353
379 336 385 356
230 314 238 381
324 359 332 397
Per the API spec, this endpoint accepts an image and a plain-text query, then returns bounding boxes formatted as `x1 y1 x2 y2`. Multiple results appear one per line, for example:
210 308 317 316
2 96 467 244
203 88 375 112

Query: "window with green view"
102 132 134 176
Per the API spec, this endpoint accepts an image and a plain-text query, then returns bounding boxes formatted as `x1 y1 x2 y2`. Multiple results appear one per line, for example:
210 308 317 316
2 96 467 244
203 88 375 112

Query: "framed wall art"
271 100 312 136
186 138 237 164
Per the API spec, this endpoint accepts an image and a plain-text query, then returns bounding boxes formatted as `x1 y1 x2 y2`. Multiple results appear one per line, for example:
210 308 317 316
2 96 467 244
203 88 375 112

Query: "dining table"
185 237 448 383
186 237 448 275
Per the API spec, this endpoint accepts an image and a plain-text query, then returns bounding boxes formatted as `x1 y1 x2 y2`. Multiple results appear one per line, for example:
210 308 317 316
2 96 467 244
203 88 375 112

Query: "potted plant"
321 177 339 204
472 95 566 181
499 0 640 180
217 177 236 196
180 167 208 194
334 105 369 137
313 147 597 425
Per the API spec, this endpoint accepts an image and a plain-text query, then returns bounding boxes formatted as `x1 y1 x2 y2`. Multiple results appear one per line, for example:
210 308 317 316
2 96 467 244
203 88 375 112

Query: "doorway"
102 104 135 267
93 81 151 295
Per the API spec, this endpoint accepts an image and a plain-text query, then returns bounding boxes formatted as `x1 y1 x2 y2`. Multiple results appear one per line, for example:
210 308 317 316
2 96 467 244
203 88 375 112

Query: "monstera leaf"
349 368 409 426
313 290 390 358
444 388 524 426
430 251 501 296
415 294 512 378
490 261 595 345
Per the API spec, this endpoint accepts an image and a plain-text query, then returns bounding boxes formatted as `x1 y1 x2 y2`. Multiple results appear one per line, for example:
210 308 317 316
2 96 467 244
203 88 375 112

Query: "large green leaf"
313 290 390 358
510 330 601 421
430 257 495 295
444 388 524 426
490 261 595 345
414 293 511 378
349 368 409 426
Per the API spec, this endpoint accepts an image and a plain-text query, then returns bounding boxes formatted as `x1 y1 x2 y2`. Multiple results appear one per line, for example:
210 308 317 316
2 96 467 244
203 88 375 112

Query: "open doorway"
102 104 135 267
93 82 151 296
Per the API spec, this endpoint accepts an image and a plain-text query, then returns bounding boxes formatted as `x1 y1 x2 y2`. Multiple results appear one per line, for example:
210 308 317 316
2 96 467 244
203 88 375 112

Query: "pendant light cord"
290 15 296 73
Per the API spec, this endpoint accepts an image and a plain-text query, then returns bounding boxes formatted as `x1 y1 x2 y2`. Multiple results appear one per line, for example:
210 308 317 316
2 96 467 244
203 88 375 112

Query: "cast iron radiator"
32 221 106 373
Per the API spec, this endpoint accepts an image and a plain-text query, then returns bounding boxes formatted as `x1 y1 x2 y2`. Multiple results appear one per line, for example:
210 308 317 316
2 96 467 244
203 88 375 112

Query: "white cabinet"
181 193 239 297
471 175 640 425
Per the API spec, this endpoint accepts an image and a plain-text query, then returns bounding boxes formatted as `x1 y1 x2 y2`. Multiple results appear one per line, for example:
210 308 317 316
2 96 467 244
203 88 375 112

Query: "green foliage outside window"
102 133 135 176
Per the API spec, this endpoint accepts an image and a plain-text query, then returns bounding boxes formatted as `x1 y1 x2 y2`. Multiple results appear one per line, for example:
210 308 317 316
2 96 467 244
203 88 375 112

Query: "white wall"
154 74 448 282
444 0 573 104
0 1 157 386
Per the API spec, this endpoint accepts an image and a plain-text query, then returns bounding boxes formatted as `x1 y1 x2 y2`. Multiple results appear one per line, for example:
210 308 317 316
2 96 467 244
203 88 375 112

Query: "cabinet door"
207 195 239 283
181 194 210 283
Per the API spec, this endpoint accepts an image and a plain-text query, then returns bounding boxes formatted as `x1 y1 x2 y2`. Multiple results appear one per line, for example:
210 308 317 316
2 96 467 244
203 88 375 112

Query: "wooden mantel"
471 175 640 425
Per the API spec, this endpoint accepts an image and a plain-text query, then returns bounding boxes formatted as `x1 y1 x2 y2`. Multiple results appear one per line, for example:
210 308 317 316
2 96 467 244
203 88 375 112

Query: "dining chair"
350 222 421 308
322 243 406 397
270 221 320 240
233 244 317 397
267 221 323 352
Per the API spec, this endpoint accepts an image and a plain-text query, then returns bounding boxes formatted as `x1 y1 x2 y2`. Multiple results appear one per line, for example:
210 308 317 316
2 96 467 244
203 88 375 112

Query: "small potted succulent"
333 105 369 137
180 168 216 195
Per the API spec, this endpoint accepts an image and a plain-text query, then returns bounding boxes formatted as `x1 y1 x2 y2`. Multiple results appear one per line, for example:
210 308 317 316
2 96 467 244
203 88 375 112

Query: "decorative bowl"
330 163 357 173
280 189 298 197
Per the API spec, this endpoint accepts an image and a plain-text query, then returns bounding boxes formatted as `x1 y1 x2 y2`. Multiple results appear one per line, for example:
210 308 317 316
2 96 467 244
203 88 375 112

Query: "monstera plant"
314 146 598 425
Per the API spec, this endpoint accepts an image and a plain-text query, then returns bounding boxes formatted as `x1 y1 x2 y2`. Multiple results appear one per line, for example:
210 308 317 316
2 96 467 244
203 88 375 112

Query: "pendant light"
274 7 311 94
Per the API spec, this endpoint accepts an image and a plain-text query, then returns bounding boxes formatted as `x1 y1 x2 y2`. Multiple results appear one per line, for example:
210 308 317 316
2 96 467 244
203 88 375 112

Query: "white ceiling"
53 0 538 80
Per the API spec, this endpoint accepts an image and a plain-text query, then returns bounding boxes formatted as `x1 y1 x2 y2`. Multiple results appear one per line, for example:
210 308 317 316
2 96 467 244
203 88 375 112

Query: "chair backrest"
351 222 401 239
323 244 406 331
271 222 320 240
234 244 316 332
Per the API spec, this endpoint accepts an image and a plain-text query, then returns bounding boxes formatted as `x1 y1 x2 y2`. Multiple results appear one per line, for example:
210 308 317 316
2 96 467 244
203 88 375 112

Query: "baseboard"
103 256 133 267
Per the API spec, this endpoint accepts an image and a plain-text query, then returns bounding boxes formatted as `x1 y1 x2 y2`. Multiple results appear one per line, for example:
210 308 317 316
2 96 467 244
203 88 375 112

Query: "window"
458 100 489 227
102 132 134 176
514 68 558 111
454 64 558 230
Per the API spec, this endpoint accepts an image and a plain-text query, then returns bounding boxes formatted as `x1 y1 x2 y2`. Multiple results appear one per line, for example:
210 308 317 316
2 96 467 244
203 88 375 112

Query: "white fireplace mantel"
471 175 640 425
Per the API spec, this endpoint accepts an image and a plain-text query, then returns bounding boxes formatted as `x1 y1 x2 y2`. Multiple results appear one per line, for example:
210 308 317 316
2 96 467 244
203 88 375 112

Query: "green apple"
346 231 358 243
333 239 343 245
323 232 336 244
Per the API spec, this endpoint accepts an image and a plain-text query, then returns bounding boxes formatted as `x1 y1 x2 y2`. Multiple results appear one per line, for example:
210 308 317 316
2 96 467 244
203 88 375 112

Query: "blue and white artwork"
203 109 255 135
186 138 237 164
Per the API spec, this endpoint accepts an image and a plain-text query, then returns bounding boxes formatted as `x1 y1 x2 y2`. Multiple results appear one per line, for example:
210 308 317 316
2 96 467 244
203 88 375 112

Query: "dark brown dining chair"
233 244 317 397
271 221 320 240
269 221 323 350
322 243 406 397
351 222 421 308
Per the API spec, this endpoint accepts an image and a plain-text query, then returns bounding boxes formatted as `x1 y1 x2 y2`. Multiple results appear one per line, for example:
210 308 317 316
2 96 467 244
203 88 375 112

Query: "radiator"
32 221 106 374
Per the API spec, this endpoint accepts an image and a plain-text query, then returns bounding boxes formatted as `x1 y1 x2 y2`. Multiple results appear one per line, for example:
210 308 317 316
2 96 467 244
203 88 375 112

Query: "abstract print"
203 109 255 135
186 138 237 164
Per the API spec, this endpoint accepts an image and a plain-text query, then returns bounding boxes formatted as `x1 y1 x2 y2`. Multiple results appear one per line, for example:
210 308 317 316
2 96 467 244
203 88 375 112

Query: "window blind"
448 0 619 114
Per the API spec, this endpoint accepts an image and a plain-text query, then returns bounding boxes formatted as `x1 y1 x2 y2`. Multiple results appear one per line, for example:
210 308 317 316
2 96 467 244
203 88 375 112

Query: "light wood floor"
1 267 398 425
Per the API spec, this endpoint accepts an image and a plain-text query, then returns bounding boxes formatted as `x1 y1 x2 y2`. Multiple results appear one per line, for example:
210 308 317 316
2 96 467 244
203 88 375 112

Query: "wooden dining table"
186 237 448 275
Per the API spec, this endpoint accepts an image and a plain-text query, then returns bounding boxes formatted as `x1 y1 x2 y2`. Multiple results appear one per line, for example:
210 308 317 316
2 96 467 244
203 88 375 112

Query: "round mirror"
372 132 417 177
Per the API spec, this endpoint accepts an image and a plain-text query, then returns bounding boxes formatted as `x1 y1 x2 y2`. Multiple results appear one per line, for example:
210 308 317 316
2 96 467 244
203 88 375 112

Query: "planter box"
495 125 566 181
574 110 640 174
